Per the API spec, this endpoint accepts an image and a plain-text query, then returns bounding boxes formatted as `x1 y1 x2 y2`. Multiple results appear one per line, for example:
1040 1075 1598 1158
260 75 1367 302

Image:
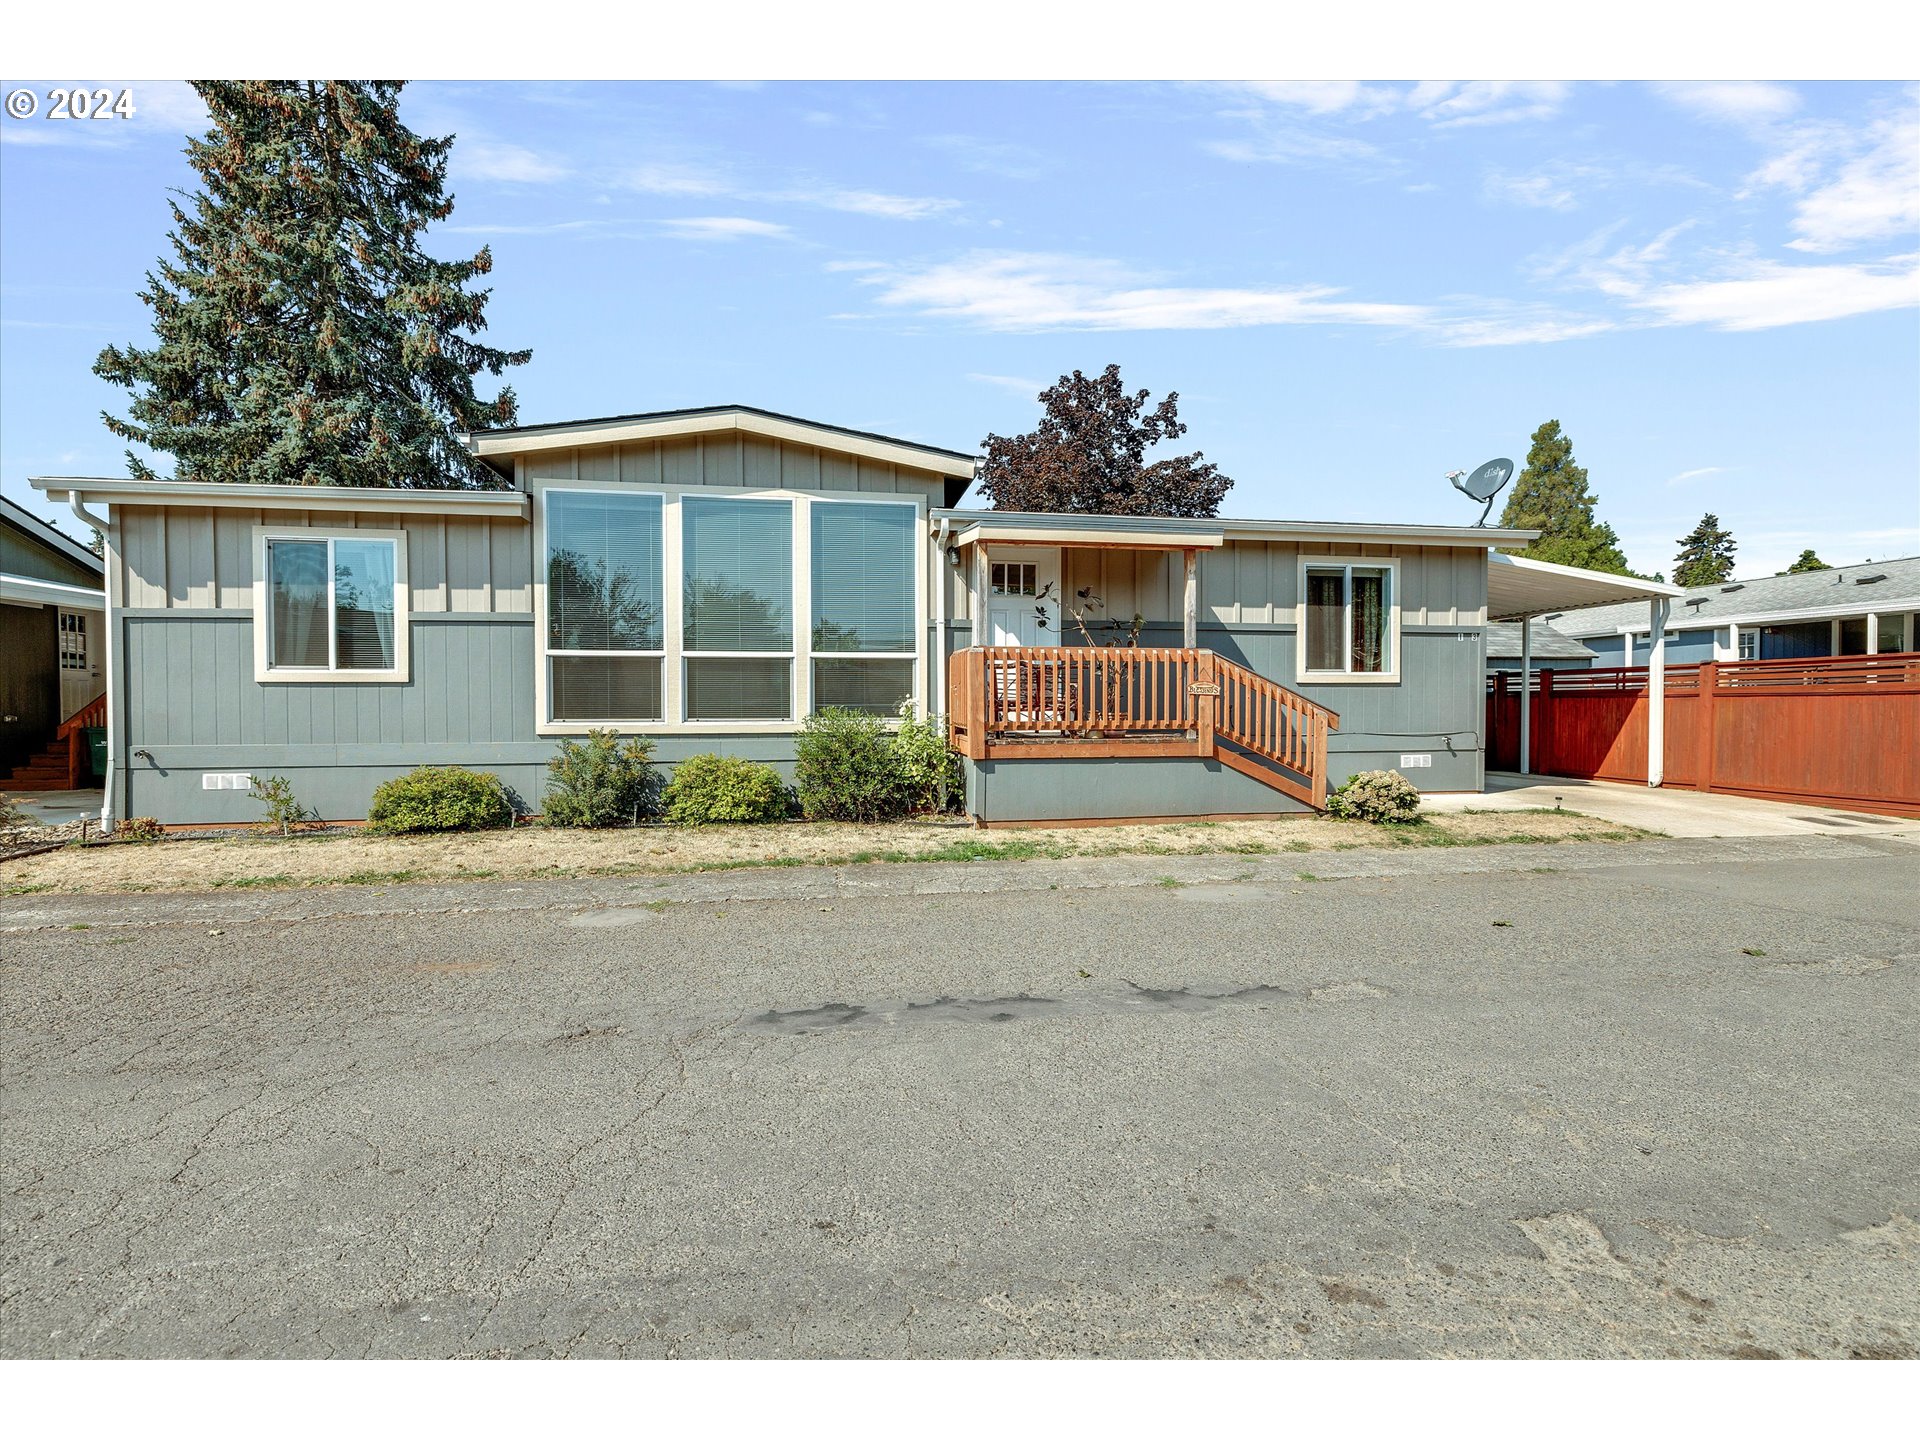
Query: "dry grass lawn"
2 808 1655 896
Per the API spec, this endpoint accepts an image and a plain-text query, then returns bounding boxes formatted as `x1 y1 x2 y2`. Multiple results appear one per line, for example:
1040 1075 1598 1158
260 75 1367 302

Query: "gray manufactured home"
30 405 1679 828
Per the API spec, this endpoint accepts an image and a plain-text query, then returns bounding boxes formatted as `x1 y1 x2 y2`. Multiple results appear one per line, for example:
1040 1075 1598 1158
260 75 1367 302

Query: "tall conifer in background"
1672 513 1738 586
1497 419 1635 575
95 81 529 489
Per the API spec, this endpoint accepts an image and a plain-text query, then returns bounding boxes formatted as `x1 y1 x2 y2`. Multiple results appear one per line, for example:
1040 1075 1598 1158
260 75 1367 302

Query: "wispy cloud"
1483 167 1585 211
442 219 603 236
840 250 1429 333
966 372 1050 396
453 141 569 185
1225 82 1400 118
657 216 793 242
1633 255 1920 330
1655 81 1801 127
1666 466 1727 486
621 162 958 221
1783 107 1920 253
1409 81 1570 129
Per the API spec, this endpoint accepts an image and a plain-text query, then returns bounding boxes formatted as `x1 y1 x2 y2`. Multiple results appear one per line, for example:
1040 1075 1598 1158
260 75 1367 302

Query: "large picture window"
262 534 400 675
811 501 916 715
546 491 664 722
683 496 794 721
1302 562 1395 679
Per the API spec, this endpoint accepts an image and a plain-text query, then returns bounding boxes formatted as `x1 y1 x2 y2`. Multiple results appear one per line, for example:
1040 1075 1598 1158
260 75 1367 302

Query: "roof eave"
31 477 530 519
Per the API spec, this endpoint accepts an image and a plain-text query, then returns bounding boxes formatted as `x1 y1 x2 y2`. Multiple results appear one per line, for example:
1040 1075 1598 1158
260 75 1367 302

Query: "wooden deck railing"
949 646 1340 809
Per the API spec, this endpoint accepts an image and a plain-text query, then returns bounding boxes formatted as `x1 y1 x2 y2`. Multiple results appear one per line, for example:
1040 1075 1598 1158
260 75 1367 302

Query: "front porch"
947 645 1340 813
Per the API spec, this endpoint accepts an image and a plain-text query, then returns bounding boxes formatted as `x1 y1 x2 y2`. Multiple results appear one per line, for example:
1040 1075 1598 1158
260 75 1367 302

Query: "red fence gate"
1486 653 1920 817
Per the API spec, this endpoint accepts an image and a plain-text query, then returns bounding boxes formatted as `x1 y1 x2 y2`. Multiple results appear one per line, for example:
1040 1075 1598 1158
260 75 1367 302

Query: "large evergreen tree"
1497 419 1634 574
94 82 529 489
1672 513 1738 586
977 365 1232 517
1784 548 1831 573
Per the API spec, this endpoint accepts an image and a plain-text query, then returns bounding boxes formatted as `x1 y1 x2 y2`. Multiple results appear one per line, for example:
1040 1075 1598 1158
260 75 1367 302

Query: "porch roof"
935 508 1538 552
1487 551 1684 622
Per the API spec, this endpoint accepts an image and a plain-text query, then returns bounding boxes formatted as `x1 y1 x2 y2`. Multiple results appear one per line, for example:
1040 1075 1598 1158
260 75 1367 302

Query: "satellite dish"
1450 457 1514 526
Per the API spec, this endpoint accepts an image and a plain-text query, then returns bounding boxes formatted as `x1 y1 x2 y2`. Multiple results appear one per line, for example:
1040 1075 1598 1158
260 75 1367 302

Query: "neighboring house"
1550 555 1920 665
2 496 107 786
1484 620 1595 673
30 404 1676 828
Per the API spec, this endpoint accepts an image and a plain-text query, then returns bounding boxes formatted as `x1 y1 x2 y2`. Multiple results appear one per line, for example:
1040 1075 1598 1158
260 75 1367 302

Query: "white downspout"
933 515 951 717
1519 616 1532 776
68 491 114 832
1647 597 1669 789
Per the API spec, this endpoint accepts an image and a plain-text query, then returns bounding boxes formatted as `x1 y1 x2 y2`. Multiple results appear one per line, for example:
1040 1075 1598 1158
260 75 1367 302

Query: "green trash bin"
85 727 107 781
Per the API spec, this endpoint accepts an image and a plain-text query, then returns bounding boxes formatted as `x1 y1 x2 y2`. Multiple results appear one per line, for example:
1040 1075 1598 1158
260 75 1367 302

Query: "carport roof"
1487 551 1683 622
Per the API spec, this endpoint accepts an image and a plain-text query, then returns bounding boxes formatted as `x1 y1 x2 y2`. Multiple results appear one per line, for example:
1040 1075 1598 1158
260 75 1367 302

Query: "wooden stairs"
3 694 105 792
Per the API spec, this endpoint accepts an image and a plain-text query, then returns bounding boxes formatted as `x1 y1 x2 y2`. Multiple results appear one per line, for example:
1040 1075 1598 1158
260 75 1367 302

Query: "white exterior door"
986 548 1060 648
57 608 102 720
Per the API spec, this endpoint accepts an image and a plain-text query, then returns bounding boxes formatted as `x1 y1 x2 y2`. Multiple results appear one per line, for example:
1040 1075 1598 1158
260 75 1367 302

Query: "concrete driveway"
1431 772 1920 839
3 833 1916 1358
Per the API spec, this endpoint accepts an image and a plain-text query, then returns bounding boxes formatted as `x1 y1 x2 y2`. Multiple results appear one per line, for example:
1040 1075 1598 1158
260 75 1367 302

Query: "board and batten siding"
1059 539 1486 629
518 434 950 500
110 505 534 614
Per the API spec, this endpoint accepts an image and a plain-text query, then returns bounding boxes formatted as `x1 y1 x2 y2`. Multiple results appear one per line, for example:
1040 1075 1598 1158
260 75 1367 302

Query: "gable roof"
1485 620 1596 661
1 494 104 577
1551 554 1920 636
466 404 979 505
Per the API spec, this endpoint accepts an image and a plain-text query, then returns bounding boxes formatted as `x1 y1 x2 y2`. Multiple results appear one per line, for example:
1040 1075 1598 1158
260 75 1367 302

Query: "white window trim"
250 525 410 684
1294 555 1401 685
531 478 926 735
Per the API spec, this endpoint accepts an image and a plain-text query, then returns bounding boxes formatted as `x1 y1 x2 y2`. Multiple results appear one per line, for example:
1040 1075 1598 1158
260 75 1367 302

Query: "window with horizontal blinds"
809 502 914 715
683 497 794 720
812 502 914 653
545 491 664 722
333 538 396 670
546 491 663 652
683 497 792 652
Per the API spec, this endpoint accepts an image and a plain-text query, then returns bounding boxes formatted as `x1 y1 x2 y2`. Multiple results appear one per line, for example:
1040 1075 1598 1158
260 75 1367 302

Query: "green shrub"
661 753 791 825
543 729 658 828
249 774 319 836
1325 769 1422 824
366 766 513 835
116 816 166 844
795 707 910 823
893 704 964 815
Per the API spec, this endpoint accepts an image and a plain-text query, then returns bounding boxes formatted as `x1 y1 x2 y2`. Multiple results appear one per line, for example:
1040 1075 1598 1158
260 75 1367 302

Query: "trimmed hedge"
367 765 513 834
661 753 791 825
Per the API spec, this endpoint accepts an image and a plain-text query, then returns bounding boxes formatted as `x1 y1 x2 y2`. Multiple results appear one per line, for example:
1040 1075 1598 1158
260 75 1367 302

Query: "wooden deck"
948 646 1340 810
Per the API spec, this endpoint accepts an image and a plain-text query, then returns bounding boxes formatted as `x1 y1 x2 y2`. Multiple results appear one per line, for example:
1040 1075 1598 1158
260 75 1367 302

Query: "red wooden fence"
1486 653 1920 816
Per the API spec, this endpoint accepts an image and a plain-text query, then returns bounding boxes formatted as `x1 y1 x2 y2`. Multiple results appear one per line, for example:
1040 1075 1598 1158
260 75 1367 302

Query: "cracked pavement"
3 833 1917 1357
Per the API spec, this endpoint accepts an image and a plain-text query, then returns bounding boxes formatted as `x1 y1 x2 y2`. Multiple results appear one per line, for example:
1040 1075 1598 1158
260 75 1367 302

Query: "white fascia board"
32 477 529 519
1 573 106 609
952 522 1226 549
1220 521 1538 547
470 410 978 479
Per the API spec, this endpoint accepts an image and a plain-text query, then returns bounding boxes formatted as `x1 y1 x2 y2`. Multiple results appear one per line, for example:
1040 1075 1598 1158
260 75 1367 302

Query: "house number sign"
1188 682 1221 695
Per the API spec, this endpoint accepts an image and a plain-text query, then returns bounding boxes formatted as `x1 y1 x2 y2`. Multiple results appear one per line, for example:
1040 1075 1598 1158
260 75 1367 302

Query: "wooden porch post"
1182 548 1198 649
970 544 991 648
1697 660 1718 795
1194 649 1216 756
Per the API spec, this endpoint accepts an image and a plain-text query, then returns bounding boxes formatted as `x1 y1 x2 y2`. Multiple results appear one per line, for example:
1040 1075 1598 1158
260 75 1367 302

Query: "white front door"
57 608 102 720
986 548 1061 647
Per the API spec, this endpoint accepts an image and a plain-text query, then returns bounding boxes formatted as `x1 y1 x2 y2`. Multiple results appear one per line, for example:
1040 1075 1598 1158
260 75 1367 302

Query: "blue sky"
3 78 1915 577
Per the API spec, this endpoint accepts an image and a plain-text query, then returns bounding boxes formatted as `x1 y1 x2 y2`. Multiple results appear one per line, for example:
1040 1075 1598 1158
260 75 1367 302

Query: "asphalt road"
4 834 1917 1358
